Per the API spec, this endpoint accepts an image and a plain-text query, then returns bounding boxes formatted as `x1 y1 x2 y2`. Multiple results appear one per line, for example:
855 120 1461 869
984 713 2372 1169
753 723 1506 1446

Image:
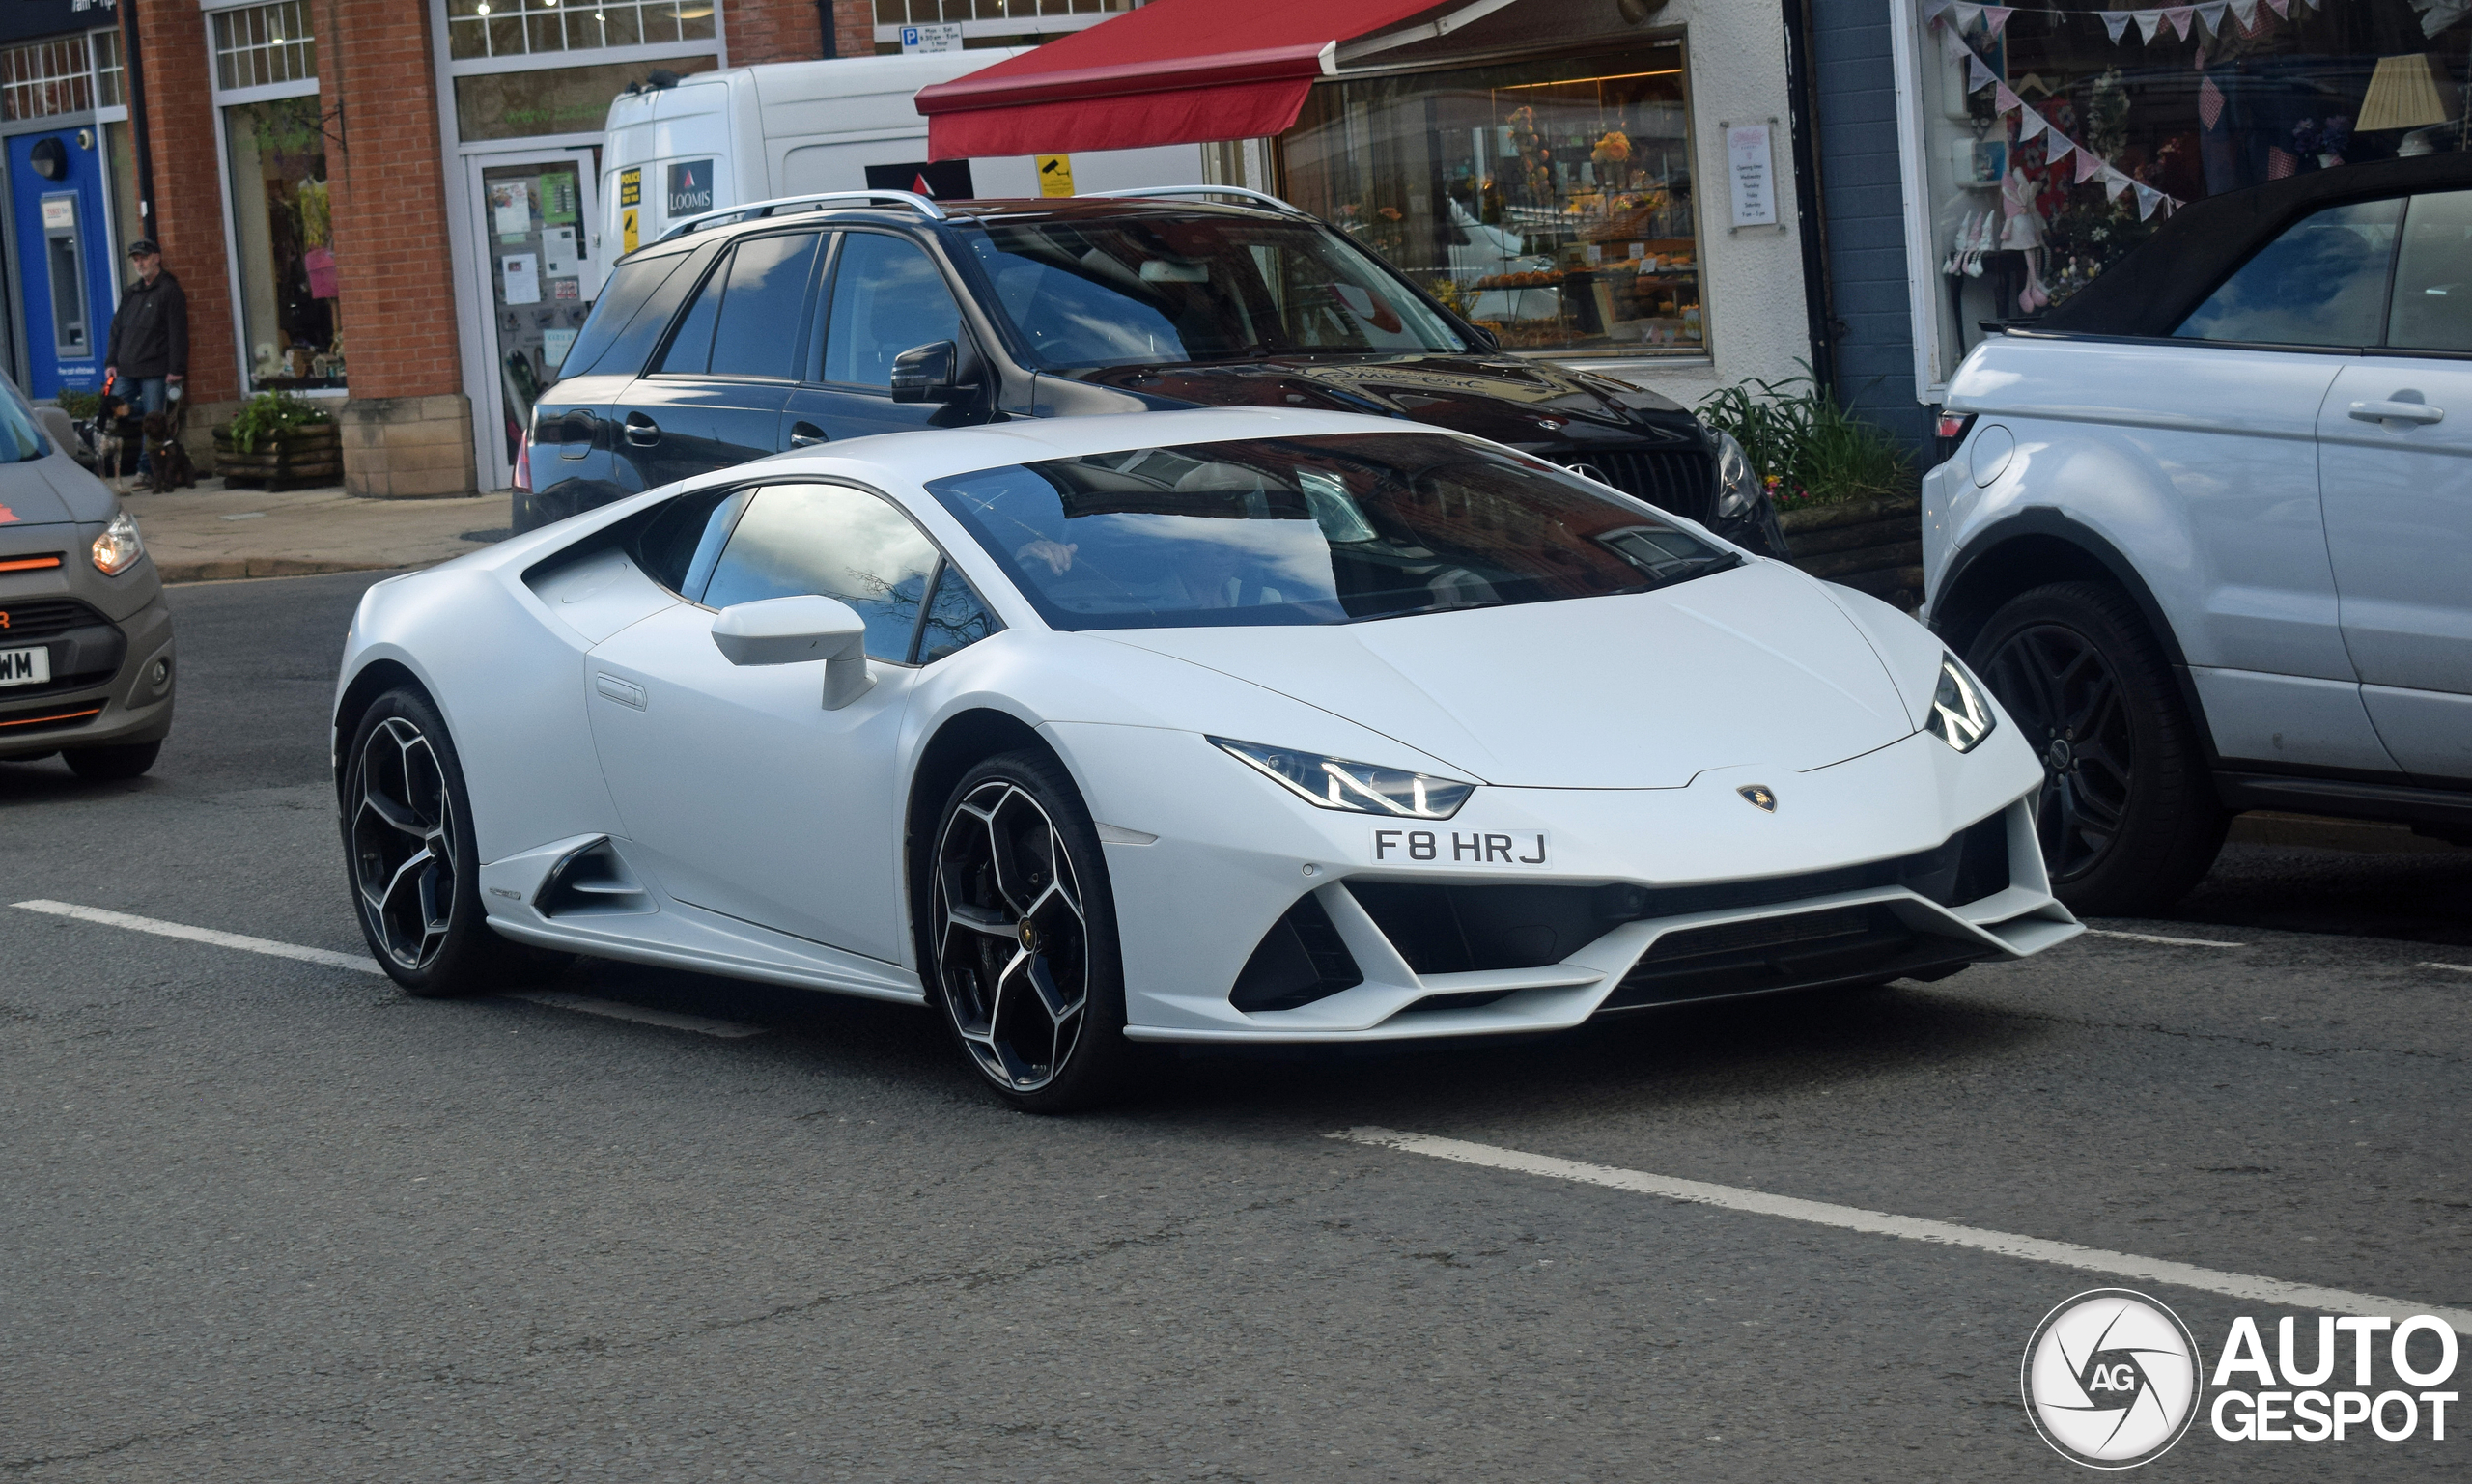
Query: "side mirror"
1464 322 1500 350
710 595 875 710
890 339 967 404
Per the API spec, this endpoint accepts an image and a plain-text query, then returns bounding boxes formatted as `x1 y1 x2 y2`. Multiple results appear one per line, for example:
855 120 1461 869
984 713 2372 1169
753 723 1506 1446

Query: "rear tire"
341 687 536 996
1967 581 2227 917
64 740 160 780
924 749 1143 1113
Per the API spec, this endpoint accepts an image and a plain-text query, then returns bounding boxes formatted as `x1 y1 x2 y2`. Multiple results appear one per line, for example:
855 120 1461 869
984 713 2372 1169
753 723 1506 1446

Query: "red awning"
915 0 1448 161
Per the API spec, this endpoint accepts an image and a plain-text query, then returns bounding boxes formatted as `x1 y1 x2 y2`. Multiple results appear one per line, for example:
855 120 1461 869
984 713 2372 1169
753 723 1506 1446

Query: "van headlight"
1924 654 1996 753
92 509 143 576
1209 737 1474 819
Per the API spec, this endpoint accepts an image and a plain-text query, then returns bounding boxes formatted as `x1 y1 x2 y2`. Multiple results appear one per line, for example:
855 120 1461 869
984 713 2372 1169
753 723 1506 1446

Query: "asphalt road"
3 570 2466 1481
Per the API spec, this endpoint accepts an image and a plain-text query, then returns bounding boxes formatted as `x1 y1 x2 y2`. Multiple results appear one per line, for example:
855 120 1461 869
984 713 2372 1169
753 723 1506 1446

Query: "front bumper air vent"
1599 905 1982 1012
1230 893 1362 1013
535 837 653 917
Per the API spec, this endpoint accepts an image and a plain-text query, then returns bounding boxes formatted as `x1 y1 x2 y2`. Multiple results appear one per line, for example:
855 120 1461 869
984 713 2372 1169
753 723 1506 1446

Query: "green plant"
55 388 101 420
1697 369 1914 508
224 390 333 454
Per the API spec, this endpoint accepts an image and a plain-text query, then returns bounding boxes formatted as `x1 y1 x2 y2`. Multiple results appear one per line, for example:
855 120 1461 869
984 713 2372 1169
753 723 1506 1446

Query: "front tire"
341 687 533 996
926 750 1140 1112
1968 581 2227 917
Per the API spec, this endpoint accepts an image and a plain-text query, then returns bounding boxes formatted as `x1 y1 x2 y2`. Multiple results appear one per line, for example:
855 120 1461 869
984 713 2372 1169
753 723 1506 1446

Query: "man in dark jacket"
103 238 187 479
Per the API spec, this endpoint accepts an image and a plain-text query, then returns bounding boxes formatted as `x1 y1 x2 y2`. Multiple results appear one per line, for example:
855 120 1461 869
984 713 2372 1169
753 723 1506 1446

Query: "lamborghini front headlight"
1209 737 1474 819
1924 653 1996 753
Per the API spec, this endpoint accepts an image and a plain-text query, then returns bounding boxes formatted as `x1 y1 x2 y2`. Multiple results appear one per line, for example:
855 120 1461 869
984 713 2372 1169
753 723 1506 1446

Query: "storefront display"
1283 37 1706 358
1901 0 2472 390
224 96 342 392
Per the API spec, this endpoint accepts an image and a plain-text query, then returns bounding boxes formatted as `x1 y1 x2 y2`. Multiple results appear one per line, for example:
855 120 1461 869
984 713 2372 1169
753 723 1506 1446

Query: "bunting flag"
2135 183 2165 219
2198 0 2231 33
2103 11 2133 39
1937 16 2188 216
2164 6 2197 38
2233 0 2261 30
2266 0 2289 16
1995 81 2024 113
1952 1 1984 30
1982 5 2015 38
2046 138 2075 173
1969 52 2000 91
2136 9 2168 41
2017 107 2051 141
2076 148 2104 183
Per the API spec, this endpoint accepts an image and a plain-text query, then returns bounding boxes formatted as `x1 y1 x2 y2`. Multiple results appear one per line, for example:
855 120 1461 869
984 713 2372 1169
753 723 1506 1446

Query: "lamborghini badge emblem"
1737 784 1777 812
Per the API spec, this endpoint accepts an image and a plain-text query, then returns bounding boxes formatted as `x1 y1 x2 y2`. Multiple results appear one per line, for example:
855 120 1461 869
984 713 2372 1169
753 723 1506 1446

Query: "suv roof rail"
1082 184 1308 216
659 188 947 242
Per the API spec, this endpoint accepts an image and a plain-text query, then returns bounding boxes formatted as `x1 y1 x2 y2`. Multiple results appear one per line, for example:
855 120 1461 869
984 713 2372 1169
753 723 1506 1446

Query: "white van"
598 54 1206 259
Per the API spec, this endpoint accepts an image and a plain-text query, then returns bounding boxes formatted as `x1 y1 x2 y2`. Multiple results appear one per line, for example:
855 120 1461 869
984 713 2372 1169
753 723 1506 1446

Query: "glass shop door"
466 149 601 490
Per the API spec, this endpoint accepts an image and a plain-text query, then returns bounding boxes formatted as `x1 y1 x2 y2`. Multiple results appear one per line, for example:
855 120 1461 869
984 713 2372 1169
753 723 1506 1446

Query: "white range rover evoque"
335 406 2075 1109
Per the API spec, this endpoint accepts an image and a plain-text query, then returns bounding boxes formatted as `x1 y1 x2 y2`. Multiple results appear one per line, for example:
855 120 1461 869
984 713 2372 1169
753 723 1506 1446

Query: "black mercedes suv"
520 188 1785 556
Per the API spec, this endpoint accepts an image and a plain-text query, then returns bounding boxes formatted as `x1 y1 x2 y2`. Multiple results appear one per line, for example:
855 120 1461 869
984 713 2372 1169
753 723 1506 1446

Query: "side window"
559 253 687 378
913 562 1002 663
2176 198 2402 347
632 486 749 597
701 483 941 661
710 231 823 378
2388 189 2472 352
822 234 964 387
655 249 727 374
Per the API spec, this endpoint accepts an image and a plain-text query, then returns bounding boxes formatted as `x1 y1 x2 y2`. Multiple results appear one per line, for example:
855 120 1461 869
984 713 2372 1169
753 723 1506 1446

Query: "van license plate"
0 646 50 686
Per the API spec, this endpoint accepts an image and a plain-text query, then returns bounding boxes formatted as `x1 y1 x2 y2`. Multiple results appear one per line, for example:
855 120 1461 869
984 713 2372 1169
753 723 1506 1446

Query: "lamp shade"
2359 53 2461 132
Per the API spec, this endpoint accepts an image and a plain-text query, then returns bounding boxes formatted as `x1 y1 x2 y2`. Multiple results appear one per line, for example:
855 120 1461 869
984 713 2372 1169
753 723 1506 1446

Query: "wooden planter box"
212 423 341 490
1779 492 1924 609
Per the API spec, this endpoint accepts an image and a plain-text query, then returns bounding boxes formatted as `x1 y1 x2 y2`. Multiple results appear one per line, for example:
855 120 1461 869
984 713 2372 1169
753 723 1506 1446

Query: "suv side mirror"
891 340 971 404
1464 323 1500 350
711 595 875 710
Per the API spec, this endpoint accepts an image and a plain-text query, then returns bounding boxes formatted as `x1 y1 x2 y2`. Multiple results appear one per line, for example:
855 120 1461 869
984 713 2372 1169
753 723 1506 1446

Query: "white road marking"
2083 928 2246 948
505 991 763 1039
14 900 764 1039
2420 962 2472 975
1331 1127 2472 1336
14 900 387 974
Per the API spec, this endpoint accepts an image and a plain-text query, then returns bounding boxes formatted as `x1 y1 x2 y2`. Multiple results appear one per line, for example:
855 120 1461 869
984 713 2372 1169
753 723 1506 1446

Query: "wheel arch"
333 658 434 789
901 706 1069 963
1929 507 2220 768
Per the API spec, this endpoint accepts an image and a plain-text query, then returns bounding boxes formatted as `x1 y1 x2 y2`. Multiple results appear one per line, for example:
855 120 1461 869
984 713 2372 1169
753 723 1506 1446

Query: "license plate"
1369 826 1549 867
0 645 48 686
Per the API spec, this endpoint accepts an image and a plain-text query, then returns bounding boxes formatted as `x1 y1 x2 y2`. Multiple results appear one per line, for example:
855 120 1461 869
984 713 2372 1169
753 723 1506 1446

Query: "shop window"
1284 39 1704 358
0 36 94 122
446 0 717 63
453 54 718 143
211 2 317 93
1906 4 2472 387
225 97 342 392
91 27 121 109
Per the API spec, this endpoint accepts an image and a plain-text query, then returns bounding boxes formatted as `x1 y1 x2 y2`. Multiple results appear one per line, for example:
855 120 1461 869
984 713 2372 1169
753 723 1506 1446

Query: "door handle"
788 421 827 448
624 412 661 445
2348 399 2445 426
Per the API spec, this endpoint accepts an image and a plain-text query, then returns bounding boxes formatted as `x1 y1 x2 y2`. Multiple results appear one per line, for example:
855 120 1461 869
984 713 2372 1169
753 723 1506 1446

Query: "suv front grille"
1584 448 1714 521
0 598 105 642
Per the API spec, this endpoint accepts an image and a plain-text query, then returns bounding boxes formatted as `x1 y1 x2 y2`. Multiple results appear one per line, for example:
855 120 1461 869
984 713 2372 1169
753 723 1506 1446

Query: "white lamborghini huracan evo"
334 408 2077 1109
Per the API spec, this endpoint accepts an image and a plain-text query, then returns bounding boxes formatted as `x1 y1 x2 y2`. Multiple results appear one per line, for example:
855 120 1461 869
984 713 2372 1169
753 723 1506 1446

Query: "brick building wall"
131 0 238 407
321 0 473 496
720 0 871 64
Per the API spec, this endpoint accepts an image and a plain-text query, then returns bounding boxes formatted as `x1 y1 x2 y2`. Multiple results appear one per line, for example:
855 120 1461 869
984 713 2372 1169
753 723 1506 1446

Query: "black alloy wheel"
1967 581 2228 917
342 687 543 995
927 750 1138 1112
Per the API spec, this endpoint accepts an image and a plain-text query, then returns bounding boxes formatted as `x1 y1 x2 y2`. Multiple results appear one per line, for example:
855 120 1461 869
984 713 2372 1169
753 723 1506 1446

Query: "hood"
0 457 101 529
1057 353 1705 456
1098 562 1919 789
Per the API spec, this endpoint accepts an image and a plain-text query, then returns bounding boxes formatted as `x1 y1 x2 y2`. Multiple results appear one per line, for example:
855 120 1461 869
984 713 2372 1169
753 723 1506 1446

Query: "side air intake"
535 837 654 917
1229 893 1362 1013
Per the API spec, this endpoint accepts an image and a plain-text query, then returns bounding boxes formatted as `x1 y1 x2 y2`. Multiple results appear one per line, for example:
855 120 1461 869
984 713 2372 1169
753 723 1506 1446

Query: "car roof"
744 406 1462 490
636 195 1305 259
2037 153 2472 339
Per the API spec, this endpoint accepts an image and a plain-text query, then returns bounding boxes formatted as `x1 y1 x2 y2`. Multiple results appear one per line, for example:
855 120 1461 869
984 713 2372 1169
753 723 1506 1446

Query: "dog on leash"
139 404 195 492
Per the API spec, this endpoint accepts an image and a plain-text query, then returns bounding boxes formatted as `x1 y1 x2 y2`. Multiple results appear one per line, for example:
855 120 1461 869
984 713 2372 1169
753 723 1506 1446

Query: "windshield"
926 432 1737 631
960 214 1468 368
0 374 47 463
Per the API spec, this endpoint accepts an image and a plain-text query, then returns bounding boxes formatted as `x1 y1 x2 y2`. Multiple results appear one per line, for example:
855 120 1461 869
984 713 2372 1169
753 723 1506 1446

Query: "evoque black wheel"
342 687 538 995
927 750 1139 1112
1968 581 2227 917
